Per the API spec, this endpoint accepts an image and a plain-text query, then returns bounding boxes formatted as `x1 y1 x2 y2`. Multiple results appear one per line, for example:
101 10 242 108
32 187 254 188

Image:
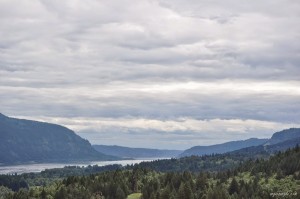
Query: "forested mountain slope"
0 113 117 164
3 144 300 199
179 138 268 157
180 128 300 157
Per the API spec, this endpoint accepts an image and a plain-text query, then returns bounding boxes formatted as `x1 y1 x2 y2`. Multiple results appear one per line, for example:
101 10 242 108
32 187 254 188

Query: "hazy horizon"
1 0 300 149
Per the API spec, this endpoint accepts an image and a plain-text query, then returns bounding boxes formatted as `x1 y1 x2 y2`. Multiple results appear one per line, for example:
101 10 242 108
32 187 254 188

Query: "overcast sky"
1 0 300 149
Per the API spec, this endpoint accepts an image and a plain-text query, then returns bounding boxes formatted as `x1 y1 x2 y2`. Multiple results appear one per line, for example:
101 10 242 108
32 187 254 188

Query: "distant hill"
93 145 183 159
0 113 118 165
267 128 300 145
266 137 300 153
179 138 268 157
180 128 300 158
230 130 300 157
229 137 300 158
136 129 300 173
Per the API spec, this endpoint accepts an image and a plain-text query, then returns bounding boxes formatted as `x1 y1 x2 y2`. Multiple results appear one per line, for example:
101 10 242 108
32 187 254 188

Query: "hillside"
267 128 300 145
231 136 300 156
3 142 300 198
0 113 118 165
139 128 300 173
93 145 182 159
1 127 300 198
230 128 300 157
179 138 268 157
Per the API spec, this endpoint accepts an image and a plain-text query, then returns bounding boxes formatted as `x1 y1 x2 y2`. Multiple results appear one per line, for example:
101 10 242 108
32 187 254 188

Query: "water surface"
0 159 160 174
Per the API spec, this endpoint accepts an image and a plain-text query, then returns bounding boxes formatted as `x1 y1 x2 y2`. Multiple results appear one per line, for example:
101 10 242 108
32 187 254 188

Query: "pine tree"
54 186 67 199
196 173 208 191
160 185 171 199
177 182 194 199
40 188 46 199
228 178 239 195
115 186 126 199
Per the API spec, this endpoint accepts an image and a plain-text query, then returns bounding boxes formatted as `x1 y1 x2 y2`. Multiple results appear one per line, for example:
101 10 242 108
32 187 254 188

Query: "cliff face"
0 113 117 165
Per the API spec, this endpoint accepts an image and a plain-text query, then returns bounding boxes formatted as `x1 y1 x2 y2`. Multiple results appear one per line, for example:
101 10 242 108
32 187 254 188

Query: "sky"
0 0 300 150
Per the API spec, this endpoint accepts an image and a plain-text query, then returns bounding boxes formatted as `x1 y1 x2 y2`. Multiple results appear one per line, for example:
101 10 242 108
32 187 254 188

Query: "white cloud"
13 115 299 149
1 0 299 148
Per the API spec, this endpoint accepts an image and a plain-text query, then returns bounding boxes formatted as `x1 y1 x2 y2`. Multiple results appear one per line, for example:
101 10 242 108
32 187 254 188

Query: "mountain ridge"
267 128 300 145
0 113 118 165
179 128 300 157
179 138 268 157
93 145 182 159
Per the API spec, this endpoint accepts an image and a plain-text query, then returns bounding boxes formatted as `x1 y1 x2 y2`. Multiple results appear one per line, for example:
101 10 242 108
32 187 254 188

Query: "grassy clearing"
127 193 142 199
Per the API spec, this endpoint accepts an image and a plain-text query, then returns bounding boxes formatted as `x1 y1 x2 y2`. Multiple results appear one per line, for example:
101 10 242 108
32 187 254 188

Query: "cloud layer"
1 0 299 149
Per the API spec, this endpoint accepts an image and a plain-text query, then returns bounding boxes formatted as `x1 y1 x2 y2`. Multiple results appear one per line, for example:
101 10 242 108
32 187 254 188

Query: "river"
0 159 162 174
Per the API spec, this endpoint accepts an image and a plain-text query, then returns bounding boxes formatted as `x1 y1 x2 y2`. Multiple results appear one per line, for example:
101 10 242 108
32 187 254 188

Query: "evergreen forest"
1 145 300 199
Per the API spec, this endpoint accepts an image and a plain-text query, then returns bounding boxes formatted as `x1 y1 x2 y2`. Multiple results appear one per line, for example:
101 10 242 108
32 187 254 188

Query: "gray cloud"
0 0 299 149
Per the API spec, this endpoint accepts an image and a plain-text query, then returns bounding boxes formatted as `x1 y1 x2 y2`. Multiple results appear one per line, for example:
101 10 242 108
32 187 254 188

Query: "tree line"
0 145 299 199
